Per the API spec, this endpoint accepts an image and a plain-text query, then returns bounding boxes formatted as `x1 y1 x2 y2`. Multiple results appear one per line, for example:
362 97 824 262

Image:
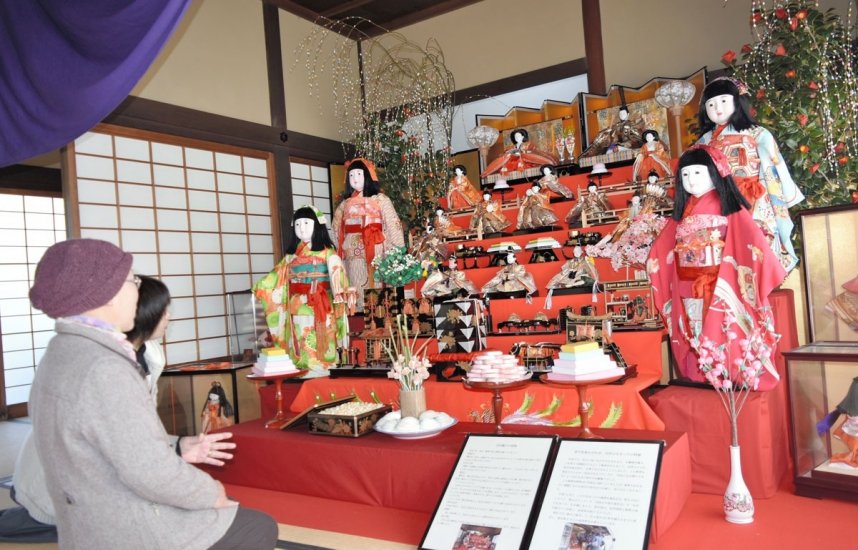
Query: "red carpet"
227 481 858 549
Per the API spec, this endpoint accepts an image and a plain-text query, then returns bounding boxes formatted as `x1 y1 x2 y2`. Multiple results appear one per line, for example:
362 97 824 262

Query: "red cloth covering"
648 190 786 390
204 421 690 543
647 288 798 498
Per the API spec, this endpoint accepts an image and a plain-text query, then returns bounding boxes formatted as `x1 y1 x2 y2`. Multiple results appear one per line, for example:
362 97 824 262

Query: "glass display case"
156 290 268 436
783 342 858 501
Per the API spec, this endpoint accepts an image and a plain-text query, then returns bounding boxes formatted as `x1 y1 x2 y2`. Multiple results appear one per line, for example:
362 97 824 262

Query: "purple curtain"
0 0 191 167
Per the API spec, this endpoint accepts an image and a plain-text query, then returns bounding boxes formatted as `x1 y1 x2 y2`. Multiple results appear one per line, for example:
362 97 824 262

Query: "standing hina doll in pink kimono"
647 145 786 390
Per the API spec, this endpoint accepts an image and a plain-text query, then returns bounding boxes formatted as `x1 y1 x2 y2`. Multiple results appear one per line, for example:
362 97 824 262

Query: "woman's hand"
179 432 236 466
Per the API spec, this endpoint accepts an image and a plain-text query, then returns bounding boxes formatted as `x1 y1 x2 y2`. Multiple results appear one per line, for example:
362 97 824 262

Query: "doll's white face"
531 185 540 194
542 166 552 176
348 168 365 193
648 173 658 184
705 94 735 126
631 195 641 205
436 209 444 218
483 192 491 202
618 109 629 121
513 132 525 145
645 133 655 143
294 218 315 243
506 252 517 264
455 167 464 176
573 245 583 258
681 164 716 197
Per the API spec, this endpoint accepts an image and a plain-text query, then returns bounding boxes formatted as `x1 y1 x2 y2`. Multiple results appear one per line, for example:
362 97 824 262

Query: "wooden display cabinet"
783 342 858 502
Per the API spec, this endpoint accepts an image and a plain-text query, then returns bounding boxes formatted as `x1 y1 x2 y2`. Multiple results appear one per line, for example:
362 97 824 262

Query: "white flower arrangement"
384 314 432 390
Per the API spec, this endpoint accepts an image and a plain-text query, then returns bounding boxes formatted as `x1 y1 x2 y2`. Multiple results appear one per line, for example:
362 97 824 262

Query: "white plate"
374 418 458 440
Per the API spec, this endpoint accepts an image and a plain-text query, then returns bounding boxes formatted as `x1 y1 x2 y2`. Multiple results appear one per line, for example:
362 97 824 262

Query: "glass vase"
723 444 754 524
400 387 427 418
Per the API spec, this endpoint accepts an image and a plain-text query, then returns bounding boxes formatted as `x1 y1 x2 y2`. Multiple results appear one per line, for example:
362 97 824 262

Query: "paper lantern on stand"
655 80 696 158
467 125 500 187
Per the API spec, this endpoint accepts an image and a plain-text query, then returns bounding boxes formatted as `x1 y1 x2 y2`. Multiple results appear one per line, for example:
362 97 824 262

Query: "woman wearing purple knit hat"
27 239 276 549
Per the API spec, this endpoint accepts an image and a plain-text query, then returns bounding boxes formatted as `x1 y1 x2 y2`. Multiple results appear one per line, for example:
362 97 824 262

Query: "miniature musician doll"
470 192 511 235
566 181 612 227
816 377 858 468
580 104 646 158
632 129 673 182
331 158 406 306
253 206 356 373
696 77 805 271
447 164 482 209
647 145 786 390
481 251 537 298
538 164 575 199
200 381 234 434
409 220 449 275
481 128 558 178
421 254 479 298
517 184 559 230
434 207 466 238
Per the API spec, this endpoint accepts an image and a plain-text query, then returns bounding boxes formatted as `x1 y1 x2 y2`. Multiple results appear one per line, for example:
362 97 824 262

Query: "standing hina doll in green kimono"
253 206 355 375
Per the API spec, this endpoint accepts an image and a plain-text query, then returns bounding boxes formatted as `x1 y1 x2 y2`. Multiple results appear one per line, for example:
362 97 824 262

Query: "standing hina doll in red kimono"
647 145 786 390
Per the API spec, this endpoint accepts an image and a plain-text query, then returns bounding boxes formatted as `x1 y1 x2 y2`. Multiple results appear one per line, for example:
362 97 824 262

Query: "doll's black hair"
697 79 757 134
125 276 171 346
344 160 381 198
453 164 467 175
539 164 555 175
202 381 234 418
671 148 750 221
509 128 529 144
285 206 336 253
642 129 660 142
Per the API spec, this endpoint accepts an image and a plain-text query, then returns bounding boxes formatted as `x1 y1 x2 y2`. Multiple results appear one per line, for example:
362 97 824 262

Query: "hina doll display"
632 129 673 182
481 128 558 177
253 206 355 373
331 158 405 304
434 207 467 238
538 164 575 199
647 145 786 391
566 181 612 227
421 255 479 298
469 192 511 234
587 170 672 270
817 377 858 468
580 104 646 158
547 245 599 289
447 164 482 209
481 251 537 297
696 77 805 271
517 185 559 230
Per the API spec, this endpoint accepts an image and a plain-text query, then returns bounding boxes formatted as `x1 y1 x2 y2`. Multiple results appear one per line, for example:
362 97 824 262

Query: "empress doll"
253 206 355 373
647 145 785 390
331 158 405 304
696 77 805 271
481 128 558 177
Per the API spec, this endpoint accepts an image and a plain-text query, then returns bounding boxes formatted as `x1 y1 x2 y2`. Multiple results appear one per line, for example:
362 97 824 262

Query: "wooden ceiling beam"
321 0 375 17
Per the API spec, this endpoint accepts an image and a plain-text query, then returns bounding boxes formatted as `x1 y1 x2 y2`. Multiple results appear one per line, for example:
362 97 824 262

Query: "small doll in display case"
517 184 559 230
566 180 612 227
200 381 234 434
632 129 673 182
817 377 858 468
537 164 575 199
447 164 482 209
580 104 646 158
481 251 537 298
480 128 558 178
826 274 858 332
470 192 511 235
547 245 599 290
